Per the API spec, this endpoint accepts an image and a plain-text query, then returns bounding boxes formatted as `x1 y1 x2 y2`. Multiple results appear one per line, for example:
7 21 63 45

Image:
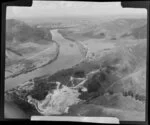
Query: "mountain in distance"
57 18 147 40
91 18 147 39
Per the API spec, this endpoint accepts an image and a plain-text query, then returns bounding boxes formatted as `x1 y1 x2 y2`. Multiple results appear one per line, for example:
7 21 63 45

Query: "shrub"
73 70 85 78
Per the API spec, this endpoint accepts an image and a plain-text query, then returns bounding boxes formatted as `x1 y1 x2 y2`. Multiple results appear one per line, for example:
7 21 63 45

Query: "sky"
6 1 147 19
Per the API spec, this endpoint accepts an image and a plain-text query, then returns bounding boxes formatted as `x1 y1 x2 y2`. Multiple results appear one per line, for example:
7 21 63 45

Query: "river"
5 29 83 118
5 29 83 91
5 28 117 118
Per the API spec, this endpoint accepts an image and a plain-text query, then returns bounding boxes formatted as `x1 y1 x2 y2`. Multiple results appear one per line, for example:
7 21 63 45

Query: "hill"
6 19 52 43
5 17 147 120
5 19 59 78
5 37 146 120
58 18 147 40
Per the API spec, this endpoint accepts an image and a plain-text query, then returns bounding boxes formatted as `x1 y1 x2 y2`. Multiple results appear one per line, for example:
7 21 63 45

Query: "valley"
5 17 147 121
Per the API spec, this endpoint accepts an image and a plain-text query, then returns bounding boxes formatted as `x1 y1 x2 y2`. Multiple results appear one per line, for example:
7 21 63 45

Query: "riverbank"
5 29 84 91
5 52 146 120
5 35 146 120
5 40 60 80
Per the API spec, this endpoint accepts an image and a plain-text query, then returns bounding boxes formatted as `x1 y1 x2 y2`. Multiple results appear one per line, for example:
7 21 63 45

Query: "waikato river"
5 29 115 118
5 29 83 91
5 29 83 118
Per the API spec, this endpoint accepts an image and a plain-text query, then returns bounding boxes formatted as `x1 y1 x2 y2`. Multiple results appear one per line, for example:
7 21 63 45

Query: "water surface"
5 29 83 91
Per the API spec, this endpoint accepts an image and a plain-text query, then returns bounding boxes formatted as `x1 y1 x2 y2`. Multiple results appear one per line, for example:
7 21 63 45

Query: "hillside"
5 17 147 120
58 18 147 40
5 19 59 78
6 19 52 43
5 37 146 120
